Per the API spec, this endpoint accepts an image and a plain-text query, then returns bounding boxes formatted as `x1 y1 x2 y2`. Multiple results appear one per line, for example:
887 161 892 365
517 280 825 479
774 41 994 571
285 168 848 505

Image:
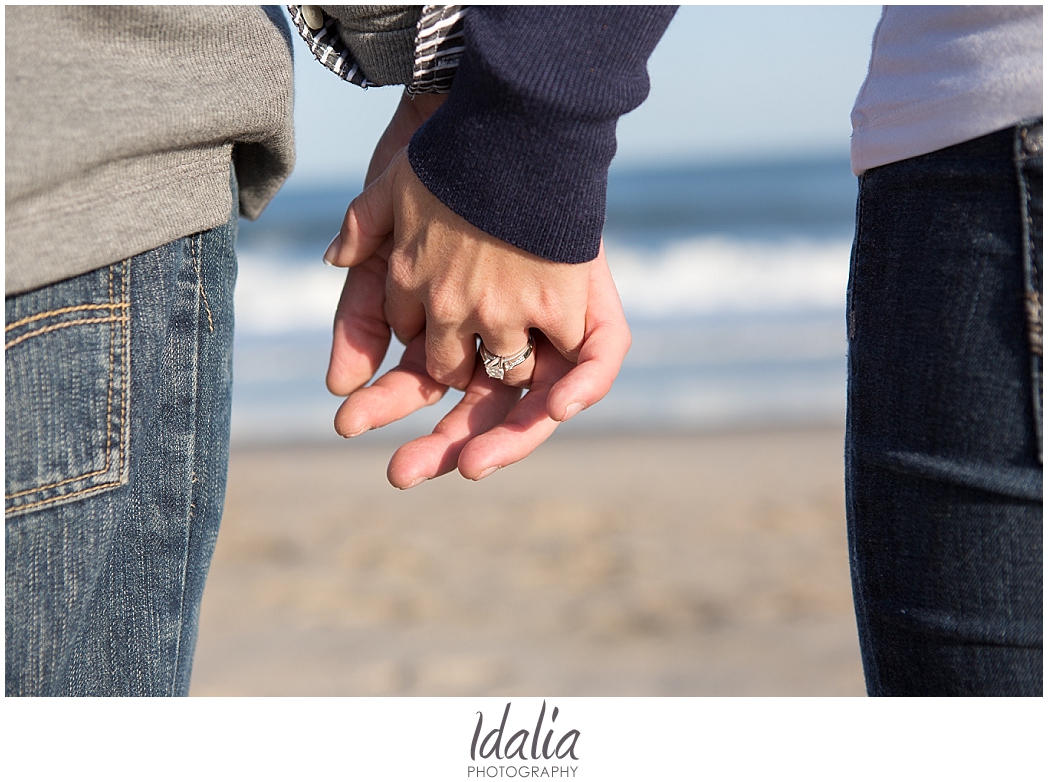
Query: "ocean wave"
235 253 346 334
606 236 851 317
234 236 852 335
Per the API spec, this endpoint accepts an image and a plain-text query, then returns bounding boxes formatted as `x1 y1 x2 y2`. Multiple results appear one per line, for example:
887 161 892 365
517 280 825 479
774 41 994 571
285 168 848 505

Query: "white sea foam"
606 236 851 317
234 253 346 335
230 240 852 440
234 236 852 336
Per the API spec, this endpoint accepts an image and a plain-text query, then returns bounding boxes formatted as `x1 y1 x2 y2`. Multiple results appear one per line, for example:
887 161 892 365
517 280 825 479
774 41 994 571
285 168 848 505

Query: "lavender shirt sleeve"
408 5 677 264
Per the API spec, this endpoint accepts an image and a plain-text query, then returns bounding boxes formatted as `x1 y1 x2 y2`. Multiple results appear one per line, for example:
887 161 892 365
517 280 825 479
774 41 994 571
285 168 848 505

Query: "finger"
386 363 522 489
456 336 574 479
326 154 400 268
456 380 561 480
424 323 480 391
478 328 536 389
327 255 393 396
532 312 586 366
547 248 631 421
545 321 630 421
383 262 427 346
529 263 590 364
333 333 447 438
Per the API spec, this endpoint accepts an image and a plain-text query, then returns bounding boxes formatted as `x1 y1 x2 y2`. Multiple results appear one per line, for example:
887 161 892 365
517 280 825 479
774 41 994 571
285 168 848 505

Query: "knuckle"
425 356 462 387
354 192 383 236
386 310 422 345
425 286 462 327
386 252 417 291
473 291 506 329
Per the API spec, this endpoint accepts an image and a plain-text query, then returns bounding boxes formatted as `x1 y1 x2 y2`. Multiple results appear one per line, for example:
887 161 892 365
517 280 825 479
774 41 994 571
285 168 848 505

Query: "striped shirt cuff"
287 4 374 87
288 5 466 93
407 5 466 95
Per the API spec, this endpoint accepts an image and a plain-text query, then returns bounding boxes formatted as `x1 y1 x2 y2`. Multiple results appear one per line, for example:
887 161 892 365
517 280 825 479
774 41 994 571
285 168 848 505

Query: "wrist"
402 92 447 126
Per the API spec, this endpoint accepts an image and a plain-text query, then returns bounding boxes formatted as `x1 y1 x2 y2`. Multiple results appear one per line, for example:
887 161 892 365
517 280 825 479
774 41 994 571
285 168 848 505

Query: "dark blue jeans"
5 208 237 696
846 121 1043 696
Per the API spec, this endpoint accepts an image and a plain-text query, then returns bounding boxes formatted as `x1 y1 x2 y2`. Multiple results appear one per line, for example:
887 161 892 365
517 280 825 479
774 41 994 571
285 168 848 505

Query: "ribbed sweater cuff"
408 78 614 264
407 6 676 264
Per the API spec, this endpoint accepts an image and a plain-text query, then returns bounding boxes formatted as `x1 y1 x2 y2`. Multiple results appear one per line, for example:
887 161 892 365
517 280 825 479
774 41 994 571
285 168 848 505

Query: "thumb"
326 159 397 268
327 256 393 396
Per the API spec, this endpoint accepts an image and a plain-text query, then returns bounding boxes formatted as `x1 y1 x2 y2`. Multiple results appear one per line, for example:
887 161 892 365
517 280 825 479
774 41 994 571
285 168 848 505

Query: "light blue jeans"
5 200 238 696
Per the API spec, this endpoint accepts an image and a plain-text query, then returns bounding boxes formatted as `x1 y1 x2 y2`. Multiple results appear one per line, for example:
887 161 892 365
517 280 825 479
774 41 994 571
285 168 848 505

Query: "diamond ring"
479 335 535 380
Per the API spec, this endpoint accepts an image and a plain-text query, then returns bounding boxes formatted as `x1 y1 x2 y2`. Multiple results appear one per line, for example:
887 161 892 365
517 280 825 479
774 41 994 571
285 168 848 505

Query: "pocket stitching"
5 261 131 511
4 315 129 351
5 302 129 333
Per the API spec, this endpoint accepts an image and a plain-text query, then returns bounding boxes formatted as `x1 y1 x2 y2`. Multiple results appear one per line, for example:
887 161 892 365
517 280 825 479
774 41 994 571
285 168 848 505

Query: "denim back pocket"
5 259 131 517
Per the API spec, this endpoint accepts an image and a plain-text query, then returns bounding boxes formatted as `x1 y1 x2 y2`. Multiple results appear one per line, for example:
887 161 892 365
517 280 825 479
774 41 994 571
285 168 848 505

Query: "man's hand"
325 150 591 391
363 91 447 186
332 243 630 487
323 90 445 400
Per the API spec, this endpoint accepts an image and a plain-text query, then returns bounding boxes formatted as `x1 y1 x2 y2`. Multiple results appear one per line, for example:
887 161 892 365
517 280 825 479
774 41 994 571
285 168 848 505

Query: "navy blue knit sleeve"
407 5 677 264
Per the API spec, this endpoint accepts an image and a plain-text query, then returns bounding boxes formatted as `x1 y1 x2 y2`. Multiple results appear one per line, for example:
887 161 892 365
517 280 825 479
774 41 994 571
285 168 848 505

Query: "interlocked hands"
323 92 631 487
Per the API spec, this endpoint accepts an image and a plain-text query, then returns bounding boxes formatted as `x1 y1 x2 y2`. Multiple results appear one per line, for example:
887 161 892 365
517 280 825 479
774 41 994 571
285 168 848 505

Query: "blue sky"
288 5 883 184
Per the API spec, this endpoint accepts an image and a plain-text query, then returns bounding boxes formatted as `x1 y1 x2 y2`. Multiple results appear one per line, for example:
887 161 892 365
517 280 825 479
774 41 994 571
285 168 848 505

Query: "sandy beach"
190 426 865 696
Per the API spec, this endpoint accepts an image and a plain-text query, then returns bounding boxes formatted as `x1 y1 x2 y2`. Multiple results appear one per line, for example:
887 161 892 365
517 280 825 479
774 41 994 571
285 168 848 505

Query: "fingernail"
402 476 428 490
323 233 342 266
562 402 586 421
475 466 501 481
342 425 371 439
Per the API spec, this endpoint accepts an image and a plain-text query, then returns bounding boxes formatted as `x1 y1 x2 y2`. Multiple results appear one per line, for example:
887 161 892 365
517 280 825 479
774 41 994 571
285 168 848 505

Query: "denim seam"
192 231 216 334
1015 122 1043 463
847 174 865 343
120 257 131 484
846 172 879 695
5 261 131 512
169 233 203 694
5 302 129 332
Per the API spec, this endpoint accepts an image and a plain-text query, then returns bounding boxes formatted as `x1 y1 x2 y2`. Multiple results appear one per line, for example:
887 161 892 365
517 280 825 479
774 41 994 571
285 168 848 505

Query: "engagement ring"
479 335 535 380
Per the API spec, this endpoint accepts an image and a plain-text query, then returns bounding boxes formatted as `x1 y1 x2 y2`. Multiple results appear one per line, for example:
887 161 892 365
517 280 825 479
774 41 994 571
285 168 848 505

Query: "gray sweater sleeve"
322 5 421 85
5 6 296 296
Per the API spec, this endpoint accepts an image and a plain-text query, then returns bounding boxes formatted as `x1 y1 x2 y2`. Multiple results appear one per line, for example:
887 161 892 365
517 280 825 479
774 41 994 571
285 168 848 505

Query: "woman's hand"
331 243 630 487
325 150 591 392
323 90 629 487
